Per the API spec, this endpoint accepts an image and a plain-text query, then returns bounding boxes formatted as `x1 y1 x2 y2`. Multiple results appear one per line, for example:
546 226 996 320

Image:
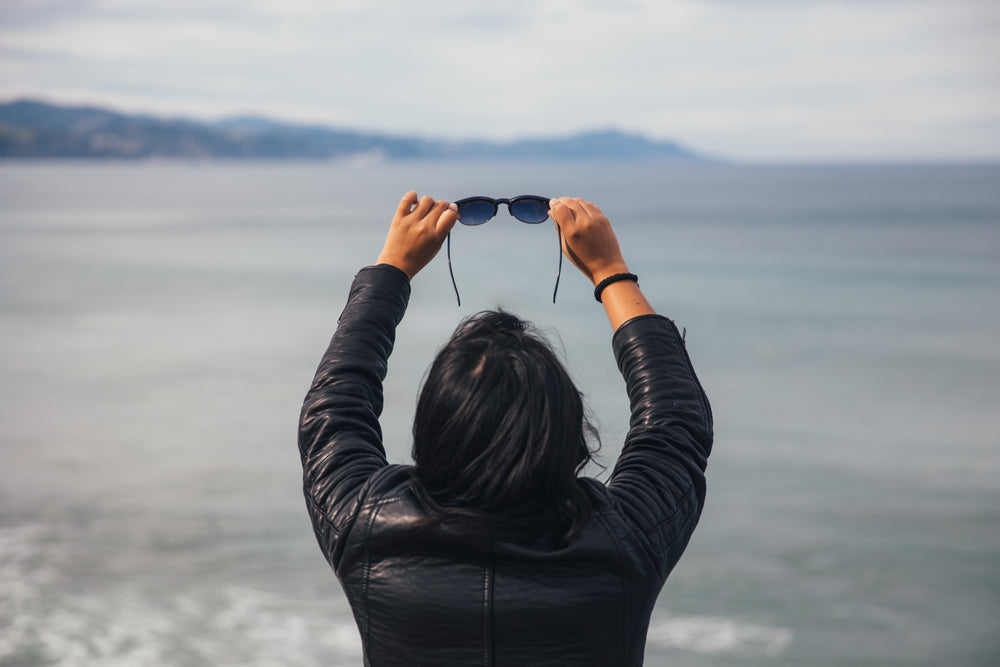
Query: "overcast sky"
1 0 998 161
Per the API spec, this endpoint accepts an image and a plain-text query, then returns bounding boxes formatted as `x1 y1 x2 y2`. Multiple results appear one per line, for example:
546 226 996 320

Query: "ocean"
1 161 998 666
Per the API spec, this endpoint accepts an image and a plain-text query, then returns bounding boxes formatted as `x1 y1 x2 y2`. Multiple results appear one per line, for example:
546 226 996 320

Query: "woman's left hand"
376 191 458 279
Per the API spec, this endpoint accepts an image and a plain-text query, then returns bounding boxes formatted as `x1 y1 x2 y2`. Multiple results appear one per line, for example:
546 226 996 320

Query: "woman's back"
336 471 634 666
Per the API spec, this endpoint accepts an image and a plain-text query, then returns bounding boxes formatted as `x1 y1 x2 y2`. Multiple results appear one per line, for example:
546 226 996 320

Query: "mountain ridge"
0 99 714 162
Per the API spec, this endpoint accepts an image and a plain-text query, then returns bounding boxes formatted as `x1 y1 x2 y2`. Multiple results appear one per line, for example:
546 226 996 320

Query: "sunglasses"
447 196 562 306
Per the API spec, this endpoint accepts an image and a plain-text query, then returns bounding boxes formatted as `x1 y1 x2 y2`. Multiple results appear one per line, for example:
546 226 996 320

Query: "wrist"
590 263 631 286
375 253 415 280
599 280 655 329
594 272 638 302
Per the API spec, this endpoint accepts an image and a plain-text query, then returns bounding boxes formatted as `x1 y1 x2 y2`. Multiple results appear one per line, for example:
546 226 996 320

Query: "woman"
298 192 713 666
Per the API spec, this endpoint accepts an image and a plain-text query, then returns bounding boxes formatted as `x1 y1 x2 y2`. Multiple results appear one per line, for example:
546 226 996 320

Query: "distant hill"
0 99 713 162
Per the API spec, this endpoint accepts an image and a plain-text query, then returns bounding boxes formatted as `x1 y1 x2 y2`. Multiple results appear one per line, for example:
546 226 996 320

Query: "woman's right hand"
376 191 458 280
548 197 629 285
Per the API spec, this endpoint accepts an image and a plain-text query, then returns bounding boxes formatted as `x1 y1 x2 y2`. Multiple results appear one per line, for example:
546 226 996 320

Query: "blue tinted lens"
509 197 550 224
457 200 496 226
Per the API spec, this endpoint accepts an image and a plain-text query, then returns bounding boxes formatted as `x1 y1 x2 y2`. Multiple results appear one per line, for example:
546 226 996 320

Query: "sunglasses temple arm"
552 222 562 304
447 232 462 307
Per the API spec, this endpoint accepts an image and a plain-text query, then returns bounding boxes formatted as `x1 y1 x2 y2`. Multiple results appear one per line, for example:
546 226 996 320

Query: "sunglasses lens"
457 199 496 226
509 198 550 224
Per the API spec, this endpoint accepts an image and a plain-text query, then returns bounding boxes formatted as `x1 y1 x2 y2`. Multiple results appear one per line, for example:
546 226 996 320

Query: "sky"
1 0 998 161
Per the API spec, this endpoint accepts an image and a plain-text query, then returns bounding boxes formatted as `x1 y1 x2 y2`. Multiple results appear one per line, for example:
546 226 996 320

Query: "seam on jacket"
664 318 712 426
593 510 630 665
317 466 408 542
659 497 703 555
360 501 382 656
313 469 386 540
356 465 410 511
306 493 342 539
646 483 698 534
482 534 494 667
362 488 407 510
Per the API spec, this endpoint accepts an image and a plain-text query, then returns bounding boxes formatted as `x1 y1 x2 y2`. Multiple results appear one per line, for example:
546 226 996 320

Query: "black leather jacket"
299 265 713 667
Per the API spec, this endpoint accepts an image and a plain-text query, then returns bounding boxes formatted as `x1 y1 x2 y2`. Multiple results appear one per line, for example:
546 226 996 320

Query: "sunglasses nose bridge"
495 198 513 217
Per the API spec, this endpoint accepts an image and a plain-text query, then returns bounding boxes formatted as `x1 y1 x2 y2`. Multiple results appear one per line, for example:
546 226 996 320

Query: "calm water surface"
1 161 998 666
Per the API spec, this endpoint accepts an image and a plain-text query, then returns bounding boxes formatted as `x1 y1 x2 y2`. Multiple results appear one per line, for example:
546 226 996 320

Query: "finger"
436 206 459 235
422 199 451 228
396 191 418 218
427 198 452 218
547 196 562 218
548 198 577 226
559 198 592 224
412 195 435 219
580 200 604 218
562 198 589 215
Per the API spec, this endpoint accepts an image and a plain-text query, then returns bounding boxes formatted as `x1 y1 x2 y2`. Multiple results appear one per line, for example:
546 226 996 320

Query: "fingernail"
449 203 458 211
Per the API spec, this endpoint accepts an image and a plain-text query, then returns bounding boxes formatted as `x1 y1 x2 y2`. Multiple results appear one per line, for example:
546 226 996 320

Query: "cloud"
0 0 998 159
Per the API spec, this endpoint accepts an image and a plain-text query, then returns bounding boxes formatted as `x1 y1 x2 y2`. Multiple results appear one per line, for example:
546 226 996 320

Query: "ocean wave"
0 523 363 667
646 614 793 656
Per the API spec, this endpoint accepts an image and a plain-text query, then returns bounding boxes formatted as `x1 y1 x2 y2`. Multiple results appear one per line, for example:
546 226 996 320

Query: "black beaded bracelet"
594 272 638 302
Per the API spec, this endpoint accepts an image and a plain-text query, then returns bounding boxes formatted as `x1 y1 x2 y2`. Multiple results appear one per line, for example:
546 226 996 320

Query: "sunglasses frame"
447 195 562 306
454 195 552 226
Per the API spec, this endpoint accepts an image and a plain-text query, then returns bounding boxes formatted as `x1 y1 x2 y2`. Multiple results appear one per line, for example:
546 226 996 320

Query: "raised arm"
298 192 457 564
549 198 713 576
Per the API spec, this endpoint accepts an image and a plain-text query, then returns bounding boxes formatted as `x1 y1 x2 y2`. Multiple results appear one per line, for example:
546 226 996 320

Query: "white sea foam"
4 585 364 667
646 614 793 656
0 524 363 667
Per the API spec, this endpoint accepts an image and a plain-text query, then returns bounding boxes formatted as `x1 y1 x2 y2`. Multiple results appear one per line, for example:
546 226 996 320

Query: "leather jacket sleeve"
608 314 713 578
298 264 410 565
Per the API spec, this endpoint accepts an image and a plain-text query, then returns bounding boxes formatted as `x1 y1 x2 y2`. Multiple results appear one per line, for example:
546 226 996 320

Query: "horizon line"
3 96 999 165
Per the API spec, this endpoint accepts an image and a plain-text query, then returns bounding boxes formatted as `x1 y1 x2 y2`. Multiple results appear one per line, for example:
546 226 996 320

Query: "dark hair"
411 310 599 541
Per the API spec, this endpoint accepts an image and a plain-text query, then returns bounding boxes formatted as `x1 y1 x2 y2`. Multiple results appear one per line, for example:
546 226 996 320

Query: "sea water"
0 161 998 666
